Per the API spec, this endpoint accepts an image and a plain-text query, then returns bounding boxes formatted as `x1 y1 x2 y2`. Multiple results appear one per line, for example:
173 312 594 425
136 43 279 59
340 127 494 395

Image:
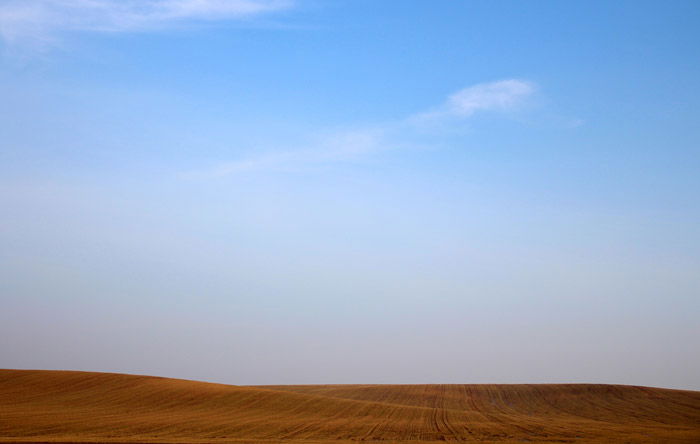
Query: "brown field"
1 370 698 444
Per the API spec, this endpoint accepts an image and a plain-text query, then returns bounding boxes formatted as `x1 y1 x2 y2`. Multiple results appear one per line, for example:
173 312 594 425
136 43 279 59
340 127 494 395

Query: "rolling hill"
0 369 698 443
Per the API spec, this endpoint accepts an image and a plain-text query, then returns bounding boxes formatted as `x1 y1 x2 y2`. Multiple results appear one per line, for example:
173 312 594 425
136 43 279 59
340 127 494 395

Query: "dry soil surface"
1 369 699 444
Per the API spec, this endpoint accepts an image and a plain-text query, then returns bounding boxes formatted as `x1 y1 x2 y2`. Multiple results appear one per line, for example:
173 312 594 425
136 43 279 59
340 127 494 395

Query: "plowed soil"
1 370 698 444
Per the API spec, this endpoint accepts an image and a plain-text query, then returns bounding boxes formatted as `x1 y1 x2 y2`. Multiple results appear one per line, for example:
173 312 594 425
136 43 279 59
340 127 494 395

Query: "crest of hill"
1 369 699 444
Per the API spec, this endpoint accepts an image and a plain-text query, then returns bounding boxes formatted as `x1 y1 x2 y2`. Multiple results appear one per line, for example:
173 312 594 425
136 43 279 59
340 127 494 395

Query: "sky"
1 0 699 390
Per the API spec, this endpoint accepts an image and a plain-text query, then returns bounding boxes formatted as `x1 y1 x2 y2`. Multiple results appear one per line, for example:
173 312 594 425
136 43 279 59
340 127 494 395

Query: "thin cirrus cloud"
193 79 537 177
0 0 293 45
412 79 536 123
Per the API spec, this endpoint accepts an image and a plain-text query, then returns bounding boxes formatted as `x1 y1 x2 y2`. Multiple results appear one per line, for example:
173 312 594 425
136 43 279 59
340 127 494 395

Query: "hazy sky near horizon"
1 1 699 390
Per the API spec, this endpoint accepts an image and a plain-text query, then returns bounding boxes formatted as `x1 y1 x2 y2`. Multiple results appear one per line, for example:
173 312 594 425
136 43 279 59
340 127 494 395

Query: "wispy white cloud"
411 79 536 124
189 79 537 177
187 128 387 177
0 0 293 45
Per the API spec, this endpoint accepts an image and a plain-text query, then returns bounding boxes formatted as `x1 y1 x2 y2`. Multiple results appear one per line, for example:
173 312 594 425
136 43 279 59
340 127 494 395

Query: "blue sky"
1 0 699 389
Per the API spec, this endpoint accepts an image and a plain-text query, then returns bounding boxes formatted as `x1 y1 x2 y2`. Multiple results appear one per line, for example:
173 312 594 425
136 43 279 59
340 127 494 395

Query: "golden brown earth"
1 369 698 444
